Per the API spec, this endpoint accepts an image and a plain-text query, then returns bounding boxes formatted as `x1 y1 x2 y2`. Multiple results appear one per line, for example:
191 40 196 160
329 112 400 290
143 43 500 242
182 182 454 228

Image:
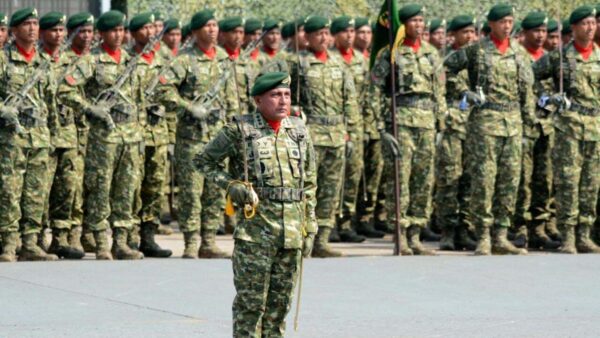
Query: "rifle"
3 27 81 133
143 36 196 97
92 26 168 130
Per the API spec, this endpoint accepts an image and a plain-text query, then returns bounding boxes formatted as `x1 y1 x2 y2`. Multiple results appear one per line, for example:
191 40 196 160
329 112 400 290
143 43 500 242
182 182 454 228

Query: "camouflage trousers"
83 136 142 231
553 130 599 229
341 134 364 218
356 139 385 222
134 144 168 226
515 132 554 228
382 126 435 228
435 131 471 230
72 128 89 228
175 138 224 233
469 133 521 229
45 147 83 230
314 145 345 228
0 144 49 234
232 239 301 338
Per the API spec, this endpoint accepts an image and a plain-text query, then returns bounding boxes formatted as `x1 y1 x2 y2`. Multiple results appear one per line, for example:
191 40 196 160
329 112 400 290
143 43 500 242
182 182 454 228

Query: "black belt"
480 102 520 112
255 187 305 202
306 115 344 126
570 102 600 117
397 95 435 110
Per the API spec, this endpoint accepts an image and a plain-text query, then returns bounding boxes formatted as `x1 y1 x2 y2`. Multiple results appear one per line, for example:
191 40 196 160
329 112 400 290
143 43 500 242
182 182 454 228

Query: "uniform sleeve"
518 54 537 129
194 122 240 190
370 47 391 93
0 53 7 101
302 127 318 234
157 54 193 114
430 51 447 130
444 45 469 76
343 66 361 139
223 63 240 121
57 56 94 113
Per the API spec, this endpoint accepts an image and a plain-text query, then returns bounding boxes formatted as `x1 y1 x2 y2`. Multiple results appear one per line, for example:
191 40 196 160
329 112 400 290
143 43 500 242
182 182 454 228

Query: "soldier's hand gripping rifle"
2 27 81 133
91 26 168 130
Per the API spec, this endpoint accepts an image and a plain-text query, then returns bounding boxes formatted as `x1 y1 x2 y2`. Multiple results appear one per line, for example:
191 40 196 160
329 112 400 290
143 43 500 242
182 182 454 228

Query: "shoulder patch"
65 75 76 86
159 75 167 84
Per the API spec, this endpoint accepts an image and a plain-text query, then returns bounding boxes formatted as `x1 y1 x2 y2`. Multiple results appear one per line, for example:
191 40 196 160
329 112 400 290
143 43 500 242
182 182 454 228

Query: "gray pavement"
1 235 600 337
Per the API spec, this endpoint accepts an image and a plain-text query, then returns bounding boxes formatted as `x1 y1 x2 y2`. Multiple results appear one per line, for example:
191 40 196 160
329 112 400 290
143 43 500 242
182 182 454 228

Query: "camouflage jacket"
257 47 288 68
444 37 536 137
525 51 554 138
443 45 470 136
61 49 90 133
0 43 52 148
41 49 78 149
533 42 600 141
372 41 447 131
230 51 260 115
194 112 318 249
287 49 360 148
58 45 142 144
128 45 169 147
158 45 238 143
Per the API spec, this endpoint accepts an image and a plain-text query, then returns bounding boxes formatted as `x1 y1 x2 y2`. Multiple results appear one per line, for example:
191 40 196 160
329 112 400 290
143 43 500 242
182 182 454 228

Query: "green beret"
487 3 515 22
164 18 182 32
448 15 475 32
182 23 191 37
281 21 295 39
561 19 572 35
330 16 355 35
512 20 522 34
96 10 126 32
244 18 262 33
251 72 291 96
263 18 281 32
521 11 548 30
398 4 424 23
428 18 446 33
570 5 596 24
219 16 244 32
129 12 155 32
67 12 94 30
191 9 215 30
10 7 38 27
546 19 558 33
39 11 66 30
354 17 371 29
304 16 330 34
153 11 164 22
0 12 8 26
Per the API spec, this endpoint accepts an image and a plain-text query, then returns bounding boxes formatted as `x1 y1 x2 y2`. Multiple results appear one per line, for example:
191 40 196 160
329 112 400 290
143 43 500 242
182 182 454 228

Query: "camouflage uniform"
287 49 359 255
445 37 536 255
59 45 144 259
159 45 237 256
372 41 446 255
533 42 600 253
0 43 54 258
195 113 317 338
231 51 260 114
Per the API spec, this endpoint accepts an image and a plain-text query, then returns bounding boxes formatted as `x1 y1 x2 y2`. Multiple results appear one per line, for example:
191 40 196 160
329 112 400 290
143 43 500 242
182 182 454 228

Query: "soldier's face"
154 20 164 34
41 25 66 49
354 26 372 50
255 88 291 122
489 16 513 40
523 26 547 49
12 18 39 45
544 31 560 51
100 26 125 50
163 29 182 50
293 26 307 49
429 27 446 49
404 15 424 40
307 28 329 52
132 23 155 45
0 26 8 46
72 25 94 52
572 17 596 44
244 29 262 46
262 28 281 50
335 27 355 50
195 20 218 45
562 32 572 45
453 25 476 47
222 27 244 50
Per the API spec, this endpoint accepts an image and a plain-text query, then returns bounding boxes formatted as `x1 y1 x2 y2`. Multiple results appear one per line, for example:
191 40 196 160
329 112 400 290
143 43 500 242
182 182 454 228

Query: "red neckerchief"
154 42 161 52
313 49 327 62
102 43 121 63
490 34 510 54
263 46 277 57
402 37 421 53
16 43 36 63
225 46 240 60
362 49 370 58
171 47 178 56
141 50 155 64
43 46 59 62
266 119 282 134
525 46 545 61
71 46 83 56
338 47 353 64
200 46 216 60
250 48 260 61
574 41 594 61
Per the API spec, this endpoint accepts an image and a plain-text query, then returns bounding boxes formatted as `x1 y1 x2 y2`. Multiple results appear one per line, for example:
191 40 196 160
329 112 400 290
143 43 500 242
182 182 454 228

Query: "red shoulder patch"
65 75 76 85
159 76 167 85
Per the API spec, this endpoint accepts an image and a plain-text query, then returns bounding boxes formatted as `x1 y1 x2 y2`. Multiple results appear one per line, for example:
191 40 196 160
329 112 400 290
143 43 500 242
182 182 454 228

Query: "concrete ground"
1 232 599 337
